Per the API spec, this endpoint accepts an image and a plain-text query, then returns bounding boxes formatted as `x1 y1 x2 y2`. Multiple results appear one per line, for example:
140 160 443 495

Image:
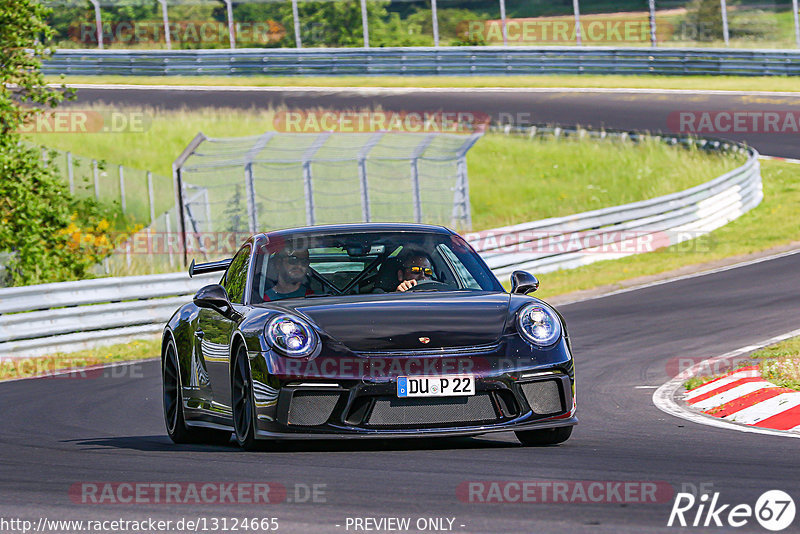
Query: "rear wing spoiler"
188 258 232 278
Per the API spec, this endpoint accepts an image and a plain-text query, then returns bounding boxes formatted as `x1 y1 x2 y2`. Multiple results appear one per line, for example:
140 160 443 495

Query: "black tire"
515 426 573 446
163 339 231 445
232 345 259 451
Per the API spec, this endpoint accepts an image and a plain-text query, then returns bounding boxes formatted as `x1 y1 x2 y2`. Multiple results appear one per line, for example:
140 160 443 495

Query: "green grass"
684 375 719 391
753 336 800 390
48 74 800 93
25 105 742 235
0 338 160 381
533 159 800 300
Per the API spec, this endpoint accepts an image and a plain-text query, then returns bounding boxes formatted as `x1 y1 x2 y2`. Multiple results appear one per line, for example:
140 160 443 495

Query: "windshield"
250 231 501 303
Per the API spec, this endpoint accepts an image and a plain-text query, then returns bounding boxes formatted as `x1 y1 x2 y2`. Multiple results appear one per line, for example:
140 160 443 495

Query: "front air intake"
286 391 340 426
519 380 564 415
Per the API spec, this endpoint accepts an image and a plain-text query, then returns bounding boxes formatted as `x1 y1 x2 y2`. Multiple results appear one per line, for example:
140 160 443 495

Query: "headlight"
517 302 562 347
266 315 318 357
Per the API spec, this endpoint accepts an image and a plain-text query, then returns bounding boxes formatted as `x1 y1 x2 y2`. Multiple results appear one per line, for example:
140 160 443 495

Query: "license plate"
397 375 475 397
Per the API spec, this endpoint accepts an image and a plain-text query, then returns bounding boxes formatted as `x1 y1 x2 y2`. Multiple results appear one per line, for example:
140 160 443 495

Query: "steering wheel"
405 280 453 291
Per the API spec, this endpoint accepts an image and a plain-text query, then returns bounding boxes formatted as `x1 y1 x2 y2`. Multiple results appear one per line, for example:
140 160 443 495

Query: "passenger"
264 248 314 301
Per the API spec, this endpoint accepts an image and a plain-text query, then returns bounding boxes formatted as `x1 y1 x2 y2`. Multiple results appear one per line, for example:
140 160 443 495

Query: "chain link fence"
43 0 800 51
173 131 482 263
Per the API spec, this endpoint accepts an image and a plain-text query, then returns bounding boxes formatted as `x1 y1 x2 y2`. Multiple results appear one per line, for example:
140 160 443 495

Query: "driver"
396 253 434 292
264 248 314 301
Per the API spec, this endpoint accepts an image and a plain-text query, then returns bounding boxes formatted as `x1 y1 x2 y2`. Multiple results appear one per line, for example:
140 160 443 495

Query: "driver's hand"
397 279 417 292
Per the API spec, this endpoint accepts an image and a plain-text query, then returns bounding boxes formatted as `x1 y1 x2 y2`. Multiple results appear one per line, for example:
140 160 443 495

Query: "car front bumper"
248 344 576 440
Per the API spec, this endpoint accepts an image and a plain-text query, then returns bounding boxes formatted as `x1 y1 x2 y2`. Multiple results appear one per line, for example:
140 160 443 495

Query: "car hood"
280 291 511 352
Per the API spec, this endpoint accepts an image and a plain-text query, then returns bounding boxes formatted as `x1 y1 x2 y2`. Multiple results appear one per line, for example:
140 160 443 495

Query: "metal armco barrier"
0 272 218 358
0 128 762 359
43 46 800 77
469 126 762 278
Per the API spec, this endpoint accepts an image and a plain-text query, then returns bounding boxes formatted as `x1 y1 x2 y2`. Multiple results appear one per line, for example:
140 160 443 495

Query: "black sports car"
162 223 576 450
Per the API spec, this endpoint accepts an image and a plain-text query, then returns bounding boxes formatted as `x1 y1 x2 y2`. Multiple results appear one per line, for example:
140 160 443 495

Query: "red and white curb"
654 327 800 438
684 366 800 430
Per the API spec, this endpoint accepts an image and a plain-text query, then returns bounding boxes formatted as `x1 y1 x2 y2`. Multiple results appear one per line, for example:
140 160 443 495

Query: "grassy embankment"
684 336 800 392
16 105 800 378
50 74 800 92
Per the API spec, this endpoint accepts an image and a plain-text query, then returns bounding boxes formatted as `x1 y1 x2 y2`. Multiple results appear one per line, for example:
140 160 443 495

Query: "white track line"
653 327 800 439
52 84 800 97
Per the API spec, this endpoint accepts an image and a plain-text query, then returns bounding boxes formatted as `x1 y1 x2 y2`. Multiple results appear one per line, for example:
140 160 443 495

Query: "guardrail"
0 126 762 360
468 126 762 278
43 47 800 77
0 272 217 358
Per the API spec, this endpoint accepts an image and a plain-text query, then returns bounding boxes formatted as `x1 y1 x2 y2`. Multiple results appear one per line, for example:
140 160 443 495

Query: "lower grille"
520 380 564 415
365 394 498 427
287 391 340 426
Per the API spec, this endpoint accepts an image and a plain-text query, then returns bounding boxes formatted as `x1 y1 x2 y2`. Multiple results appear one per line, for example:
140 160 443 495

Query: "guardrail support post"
360 0 369 48
431 0 439 46
147 171 155 226
291 0 302 48
649 0 657 47
224 0 236 49
118 165 126 213
89 0 103 49
720 0 729 46
67 152 74 194
498 0 507 46
157 0 171 50
92 159 99 200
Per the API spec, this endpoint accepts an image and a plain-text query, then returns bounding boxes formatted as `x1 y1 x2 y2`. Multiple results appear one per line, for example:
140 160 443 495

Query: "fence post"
225 0 236 49
360 0 369 47
291 0 302 48
92 159 99 200
89 0 103 49
452 132 482 230
147 171 155 225
41 147 47 168
67 152 74 194
649 0 657 47
244 163 258 234
357 132 384 223
409 134 436 224
793 0 800 48
573 0 582 45
158 0 171 49
720 0 729 46
431 0 439 46
242 132 275 233
499 0 507 46
118 165 126 213
301 133 332 226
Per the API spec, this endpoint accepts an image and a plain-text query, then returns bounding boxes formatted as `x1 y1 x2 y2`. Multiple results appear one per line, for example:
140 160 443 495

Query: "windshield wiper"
305 293 337 298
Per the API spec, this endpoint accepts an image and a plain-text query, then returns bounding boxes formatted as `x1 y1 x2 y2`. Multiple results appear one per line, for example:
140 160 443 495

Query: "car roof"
258 223 456 240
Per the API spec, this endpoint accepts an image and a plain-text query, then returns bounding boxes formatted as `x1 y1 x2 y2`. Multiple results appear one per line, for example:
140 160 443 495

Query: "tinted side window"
223 245 251 304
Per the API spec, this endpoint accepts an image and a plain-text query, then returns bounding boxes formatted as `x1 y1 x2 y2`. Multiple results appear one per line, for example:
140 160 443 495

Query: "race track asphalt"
3 86 799 533
67 86 800 158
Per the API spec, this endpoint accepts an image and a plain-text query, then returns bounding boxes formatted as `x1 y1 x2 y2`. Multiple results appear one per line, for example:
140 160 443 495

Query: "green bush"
0 0 116 286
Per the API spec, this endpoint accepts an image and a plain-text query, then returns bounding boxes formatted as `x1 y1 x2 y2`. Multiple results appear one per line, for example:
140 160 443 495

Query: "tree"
1 0 114 285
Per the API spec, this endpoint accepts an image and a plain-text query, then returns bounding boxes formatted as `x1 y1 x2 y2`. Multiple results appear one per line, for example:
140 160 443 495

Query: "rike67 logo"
668 490 796 531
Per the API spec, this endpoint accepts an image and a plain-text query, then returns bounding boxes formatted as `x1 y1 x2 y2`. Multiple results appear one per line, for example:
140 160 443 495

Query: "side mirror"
194 284 237 318
511 271 539 294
